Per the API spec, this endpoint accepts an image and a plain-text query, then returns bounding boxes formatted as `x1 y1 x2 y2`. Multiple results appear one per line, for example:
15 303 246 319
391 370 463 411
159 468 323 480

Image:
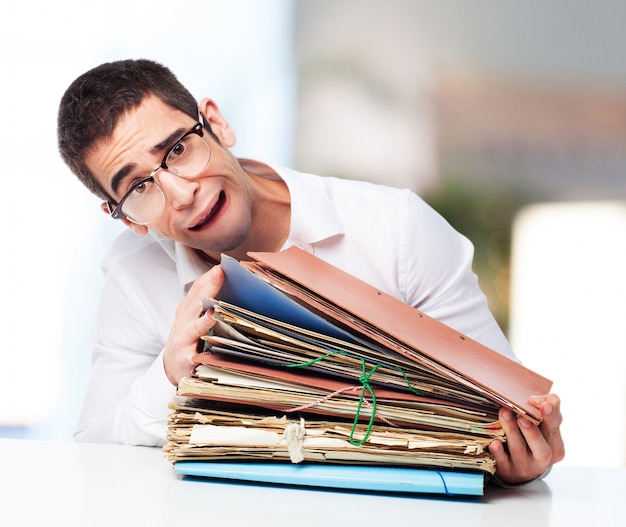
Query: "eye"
125 177 153 198
131 180 150 195
168 138 189 162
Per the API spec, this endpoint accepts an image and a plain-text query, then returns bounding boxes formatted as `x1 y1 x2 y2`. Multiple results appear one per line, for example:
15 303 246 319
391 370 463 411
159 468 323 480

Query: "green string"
349 359 380 446
282 348 423 397
395 367 425 397
228 345 424 446
280 349 381 446
284 349 345 368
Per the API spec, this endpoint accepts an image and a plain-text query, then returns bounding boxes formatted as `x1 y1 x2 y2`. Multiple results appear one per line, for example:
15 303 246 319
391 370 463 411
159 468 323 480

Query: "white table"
1 438 624 526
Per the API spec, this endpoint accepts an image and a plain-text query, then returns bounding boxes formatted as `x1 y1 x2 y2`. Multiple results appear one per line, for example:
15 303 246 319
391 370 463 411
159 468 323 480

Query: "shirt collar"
149 164 345 291
149 232 211 292
273 164 345 248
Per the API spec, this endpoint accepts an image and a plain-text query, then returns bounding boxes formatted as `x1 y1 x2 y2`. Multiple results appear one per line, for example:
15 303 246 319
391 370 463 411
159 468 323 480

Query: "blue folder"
212 254 361 343
174 462 485 496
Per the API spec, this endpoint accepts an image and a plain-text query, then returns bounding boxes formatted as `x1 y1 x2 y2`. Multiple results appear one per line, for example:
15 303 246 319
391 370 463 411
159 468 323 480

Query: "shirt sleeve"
399 191 516 360
74 257 184 446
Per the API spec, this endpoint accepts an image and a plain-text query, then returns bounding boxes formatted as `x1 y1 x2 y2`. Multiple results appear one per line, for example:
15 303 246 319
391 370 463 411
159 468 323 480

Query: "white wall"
509 201 626 467
0 0 295 439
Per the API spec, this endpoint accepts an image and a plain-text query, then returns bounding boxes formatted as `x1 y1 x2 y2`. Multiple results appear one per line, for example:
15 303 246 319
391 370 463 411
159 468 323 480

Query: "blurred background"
1 0 625 468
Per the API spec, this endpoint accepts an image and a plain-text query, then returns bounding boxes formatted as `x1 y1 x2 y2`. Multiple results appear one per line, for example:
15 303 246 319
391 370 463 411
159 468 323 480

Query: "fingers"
163 265 225 386
518 416 552 467
192 308 218 343
192 264 225 294
489 409 518 480
181 265 225 314
529 394 559 420
490 408 542 483
488 438 512 476
490 408 545 484
529 393 562 427
491 394 565 484
191 265 225 335
531 394 566 464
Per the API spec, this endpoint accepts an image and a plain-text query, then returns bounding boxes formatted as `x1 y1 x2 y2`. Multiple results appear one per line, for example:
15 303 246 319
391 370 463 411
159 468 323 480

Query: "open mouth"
189 191 226 231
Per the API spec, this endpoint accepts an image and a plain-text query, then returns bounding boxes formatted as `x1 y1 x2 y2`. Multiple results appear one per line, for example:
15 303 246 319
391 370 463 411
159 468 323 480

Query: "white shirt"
75 165 515 446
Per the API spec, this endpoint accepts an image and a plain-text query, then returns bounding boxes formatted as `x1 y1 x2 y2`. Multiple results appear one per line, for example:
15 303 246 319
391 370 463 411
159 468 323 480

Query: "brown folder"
243 247 552 423
187 352 503 436
194 350 495 412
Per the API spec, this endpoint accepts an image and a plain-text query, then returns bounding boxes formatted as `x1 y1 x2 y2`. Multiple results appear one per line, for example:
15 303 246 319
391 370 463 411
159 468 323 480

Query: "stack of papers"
164 247 552 495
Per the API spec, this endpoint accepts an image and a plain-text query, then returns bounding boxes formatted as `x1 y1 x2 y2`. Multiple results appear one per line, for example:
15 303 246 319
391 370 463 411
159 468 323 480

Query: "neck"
202 159 291 262
194 249 220 267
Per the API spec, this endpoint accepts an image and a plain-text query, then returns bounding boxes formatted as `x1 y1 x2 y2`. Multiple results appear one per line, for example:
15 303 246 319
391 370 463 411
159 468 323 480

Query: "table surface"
1 438 624 527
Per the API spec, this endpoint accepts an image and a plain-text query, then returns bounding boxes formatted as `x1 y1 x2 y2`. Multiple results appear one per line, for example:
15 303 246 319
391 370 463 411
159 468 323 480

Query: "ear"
198 97 236 148
100 202 149 236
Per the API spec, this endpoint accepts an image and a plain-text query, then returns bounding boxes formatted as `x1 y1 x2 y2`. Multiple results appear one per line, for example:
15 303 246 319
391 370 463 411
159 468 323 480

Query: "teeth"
191 212 211 230
191 192 224 230
198 210 212 226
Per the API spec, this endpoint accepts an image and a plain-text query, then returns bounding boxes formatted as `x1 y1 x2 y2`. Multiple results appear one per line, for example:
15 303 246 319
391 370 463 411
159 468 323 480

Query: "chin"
194 231 251 256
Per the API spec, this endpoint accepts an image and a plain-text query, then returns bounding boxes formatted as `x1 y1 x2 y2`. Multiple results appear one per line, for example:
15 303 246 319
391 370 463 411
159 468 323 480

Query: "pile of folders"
163 247 552 493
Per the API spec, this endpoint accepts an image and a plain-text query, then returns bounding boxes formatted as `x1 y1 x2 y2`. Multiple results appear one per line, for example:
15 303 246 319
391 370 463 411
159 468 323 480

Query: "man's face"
85 95 254 256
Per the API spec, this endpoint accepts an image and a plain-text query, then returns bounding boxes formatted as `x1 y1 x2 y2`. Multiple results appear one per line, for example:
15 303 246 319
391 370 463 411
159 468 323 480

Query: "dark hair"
57 59 199 199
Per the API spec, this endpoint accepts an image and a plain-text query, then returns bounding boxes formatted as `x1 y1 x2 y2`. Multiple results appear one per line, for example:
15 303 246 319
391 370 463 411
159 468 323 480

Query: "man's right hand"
163 265 225 386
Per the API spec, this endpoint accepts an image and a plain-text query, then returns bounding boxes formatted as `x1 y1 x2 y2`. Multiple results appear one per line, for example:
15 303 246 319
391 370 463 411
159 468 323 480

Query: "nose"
156 169 199 210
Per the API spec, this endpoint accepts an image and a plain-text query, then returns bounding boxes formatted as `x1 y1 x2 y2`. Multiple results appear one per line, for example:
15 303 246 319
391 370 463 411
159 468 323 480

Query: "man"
57 59 563 484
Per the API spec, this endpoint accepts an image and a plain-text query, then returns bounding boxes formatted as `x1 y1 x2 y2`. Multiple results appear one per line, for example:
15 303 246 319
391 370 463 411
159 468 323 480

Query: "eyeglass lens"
121 130 210 224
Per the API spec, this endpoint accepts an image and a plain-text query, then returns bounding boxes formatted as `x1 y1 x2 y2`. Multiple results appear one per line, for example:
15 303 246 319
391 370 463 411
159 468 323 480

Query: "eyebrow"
109 126 188 197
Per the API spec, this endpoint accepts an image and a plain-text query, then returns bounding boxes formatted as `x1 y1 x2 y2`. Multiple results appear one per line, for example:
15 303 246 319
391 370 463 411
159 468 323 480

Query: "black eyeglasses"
105 122 211 225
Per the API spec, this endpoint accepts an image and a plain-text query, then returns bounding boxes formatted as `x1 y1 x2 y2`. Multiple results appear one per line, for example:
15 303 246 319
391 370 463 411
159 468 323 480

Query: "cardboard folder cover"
221 247 552 423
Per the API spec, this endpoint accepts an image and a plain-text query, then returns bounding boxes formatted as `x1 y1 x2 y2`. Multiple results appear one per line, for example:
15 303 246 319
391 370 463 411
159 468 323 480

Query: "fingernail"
519 417 532 428
544 403 553 416
501 409 514 422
